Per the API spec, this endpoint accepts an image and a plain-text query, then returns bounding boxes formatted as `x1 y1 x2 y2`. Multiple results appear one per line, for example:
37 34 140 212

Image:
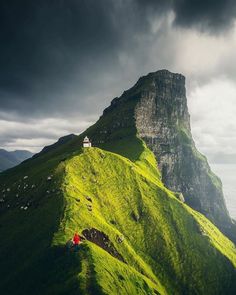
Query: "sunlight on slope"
53 146 236 294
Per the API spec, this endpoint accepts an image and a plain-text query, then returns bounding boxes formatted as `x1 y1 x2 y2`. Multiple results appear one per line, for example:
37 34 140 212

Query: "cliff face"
134 71 232 229
92 70 235 242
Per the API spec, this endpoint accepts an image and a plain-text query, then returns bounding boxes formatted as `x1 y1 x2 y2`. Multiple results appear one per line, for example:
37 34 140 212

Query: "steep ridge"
54 146 236 294
83 70 236 243
1 70 236 294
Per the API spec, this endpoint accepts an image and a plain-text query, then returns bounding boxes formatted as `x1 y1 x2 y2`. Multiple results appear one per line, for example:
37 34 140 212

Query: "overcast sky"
1 0 236 165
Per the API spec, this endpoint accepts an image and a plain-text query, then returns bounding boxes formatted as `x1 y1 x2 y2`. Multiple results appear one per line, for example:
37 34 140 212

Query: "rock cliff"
90 70 236 242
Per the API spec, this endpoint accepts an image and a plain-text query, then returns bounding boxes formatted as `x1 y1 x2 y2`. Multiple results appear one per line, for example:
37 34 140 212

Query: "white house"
83 136 92 147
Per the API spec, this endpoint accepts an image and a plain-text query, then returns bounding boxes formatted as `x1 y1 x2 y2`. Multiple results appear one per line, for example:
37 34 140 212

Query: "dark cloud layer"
174 0 236 31
0 1 121 115
137 0 236 30
1 0 236 118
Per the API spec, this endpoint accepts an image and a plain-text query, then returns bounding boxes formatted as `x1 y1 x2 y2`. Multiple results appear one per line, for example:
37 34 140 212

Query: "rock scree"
82 228 125 263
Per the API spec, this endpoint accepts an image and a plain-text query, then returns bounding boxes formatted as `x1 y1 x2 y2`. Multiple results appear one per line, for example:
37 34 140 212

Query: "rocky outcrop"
133 70 235 239
82 228 125 262
89 69 236 243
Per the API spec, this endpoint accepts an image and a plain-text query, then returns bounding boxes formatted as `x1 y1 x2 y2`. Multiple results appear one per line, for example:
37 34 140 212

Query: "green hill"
0 136 236 294
1 70 236 294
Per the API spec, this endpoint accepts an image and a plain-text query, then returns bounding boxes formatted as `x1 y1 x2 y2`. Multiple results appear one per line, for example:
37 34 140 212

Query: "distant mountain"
0 149 33 172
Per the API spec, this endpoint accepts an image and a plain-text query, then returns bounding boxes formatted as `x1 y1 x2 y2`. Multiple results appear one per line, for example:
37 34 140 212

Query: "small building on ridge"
83 136 92 148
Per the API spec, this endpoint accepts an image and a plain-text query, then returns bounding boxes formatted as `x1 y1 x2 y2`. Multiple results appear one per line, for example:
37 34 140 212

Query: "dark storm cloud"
136 0 236 30
0 0 121 115
173 0 236 31
1 0 236 118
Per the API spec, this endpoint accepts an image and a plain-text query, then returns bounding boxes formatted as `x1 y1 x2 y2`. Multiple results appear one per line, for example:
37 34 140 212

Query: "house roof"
83 136 91 143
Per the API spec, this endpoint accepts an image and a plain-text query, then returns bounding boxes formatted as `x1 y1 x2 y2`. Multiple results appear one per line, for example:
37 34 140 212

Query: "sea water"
211 164 236 220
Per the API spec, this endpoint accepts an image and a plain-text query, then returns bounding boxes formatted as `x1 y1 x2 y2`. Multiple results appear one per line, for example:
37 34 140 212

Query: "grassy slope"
0 132 236 294
53 146 236 294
